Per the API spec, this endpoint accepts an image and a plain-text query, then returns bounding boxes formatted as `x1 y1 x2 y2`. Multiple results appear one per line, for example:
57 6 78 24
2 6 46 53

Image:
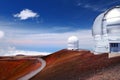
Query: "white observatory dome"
104 6 120 39
92 6 120 54
68 36 79 50
105 6 120 23
68 36 79 43
93 6 120 38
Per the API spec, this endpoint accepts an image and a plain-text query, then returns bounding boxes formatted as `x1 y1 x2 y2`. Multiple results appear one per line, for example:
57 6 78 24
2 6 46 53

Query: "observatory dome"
104 6 120 39
68 36 79 50
92 6 120 54
68 36 79 43
92 13 104 36
92 6 120 37
105 6 120 23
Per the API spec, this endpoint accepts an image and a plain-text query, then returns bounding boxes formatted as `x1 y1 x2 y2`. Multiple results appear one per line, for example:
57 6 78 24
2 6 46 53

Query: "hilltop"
31 49 120 80
0 49 120 80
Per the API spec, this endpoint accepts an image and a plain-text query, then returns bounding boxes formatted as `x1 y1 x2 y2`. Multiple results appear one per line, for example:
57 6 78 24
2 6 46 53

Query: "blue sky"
0 0 120 54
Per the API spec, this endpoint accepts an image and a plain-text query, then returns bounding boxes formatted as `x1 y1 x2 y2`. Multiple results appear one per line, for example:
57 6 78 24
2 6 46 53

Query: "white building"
68 36 79 50
92 6 120 54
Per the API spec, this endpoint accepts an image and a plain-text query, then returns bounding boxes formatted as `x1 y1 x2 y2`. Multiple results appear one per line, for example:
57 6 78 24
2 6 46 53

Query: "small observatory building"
68 36 79 50
92 6 120 54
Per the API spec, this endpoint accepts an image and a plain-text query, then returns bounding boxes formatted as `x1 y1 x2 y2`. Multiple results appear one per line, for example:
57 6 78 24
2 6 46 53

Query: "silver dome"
93 6 120 40
92 6 120 54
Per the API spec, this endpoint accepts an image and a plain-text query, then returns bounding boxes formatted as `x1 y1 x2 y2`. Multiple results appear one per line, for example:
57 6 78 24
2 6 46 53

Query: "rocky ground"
31 49 120 80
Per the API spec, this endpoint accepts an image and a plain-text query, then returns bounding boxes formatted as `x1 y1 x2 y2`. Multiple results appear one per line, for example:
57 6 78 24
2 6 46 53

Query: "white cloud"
78 4 105 12
52 26 70 31
78 0 120 12
76 2 107 12
0 31 4 38
13 9 39 20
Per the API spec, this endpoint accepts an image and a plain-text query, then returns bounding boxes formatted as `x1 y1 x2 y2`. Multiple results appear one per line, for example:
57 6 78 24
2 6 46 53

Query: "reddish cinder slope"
0 58 41 80
87 63 120 80
31 49 120 80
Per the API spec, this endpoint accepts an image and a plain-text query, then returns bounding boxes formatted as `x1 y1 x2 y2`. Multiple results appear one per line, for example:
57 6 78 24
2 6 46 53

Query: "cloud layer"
4 50 51 56
6 29 94 49
14 9 39 20
0 31 4 38
0 19 94 55
0 46 51 56
0 29 94 56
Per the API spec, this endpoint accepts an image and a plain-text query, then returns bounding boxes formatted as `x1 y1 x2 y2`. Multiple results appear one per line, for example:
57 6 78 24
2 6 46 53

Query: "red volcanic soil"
0 58 41 80
31 49 120 80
